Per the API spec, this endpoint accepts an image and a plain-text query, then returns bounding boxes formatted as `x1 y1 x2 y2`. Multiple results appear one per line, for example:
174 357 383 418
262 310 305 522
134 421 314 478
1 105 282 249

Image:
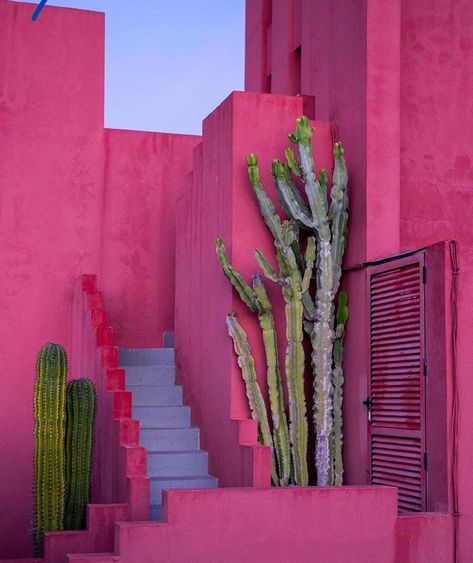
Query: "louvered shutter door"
368 255 426 512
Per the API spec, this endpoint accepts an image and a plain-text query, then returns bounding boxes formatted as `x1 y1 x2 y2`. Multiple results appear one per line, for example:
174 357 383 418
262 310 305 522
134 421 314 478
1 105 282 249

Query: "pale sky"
12 0 245 135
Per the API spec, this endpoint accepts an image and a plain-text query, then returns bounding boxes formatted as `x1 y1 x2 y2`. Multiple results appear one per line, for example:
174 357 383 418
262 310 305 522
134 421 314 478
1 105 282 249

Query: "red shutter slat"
368 258 426 512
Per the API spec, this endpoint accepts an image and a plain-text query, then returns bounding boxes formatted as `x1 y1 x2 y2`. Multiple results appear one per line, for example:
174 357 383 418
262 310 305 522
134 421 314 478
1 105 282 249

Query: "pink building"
0 0 471 561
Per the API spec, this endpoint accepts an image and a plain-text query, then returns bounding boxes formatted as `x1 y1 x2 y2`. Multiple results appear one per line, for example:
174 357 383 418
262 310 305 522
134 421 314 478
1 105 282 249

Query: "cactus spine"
33 343 67 556
226 313 278 485
217 239 290 486
64 378 96 530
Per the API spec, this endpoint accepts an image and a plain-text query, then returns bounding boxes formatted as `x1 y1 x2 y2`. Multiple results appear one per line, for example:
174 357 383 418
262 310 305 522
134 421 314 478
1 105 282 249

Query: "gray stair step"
140 427 200 451
125 366 175 386
150 504 163 521
120 348 174 366
150 475 219 505
162 332 175 348
147 450 209 478
128 385 183 406
133 405 191 428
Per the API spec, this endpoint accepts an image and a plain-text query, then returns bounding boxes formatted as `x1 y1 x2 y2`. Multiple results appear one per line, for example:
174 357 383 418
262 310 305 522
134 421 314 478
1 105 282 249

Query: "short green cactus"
64 378 96 530
33 343 67 556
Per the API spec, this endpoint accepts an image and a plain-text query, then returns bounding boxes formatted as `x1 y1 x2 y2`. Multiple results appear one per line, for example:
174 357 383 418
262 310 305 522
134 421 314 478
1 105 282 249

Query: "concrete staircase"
119 347 218 520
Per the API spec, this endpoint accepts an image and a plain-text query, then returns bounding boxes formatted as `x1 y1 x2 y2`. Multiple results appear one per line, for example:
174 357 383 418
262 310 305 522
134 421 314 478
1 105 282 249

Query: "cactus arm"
290 116 329 225
283 268 308 485
329 143 349 295
272 159 313 229
255 249 280 283
226 313 279 485
247 154 285 246
252 275 291 486
284 146 302 177
216 237 257 311
332 292 348 486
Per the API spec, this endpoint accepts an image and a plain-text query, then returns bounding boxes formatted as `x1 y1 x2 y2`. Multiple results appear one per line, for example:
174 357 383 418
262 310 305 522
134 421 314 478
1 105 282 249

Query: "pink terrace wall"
116 487 399 563
175 91 333 486
0 2 199 557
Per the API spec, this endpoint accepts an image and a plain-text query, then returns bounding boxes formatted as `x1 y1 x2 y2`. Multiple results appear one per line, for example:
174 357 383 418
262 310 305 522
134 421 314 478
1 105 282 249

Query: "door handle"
363 396 373 421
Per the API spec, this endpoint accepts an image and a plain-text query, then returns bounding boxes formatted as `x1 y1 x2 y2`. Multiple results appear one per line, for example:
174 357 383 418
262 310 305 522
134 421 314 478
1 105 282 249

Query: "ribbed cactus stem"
216 237 290 485
253 274 291 486
329 144 349 295
33 343 67 556
247 157 309 485
292 120 334 486
332 292 348 486
226 313 278 485
285 117 349 487
64 378 96 530
282 267 308 486
216 237 257 311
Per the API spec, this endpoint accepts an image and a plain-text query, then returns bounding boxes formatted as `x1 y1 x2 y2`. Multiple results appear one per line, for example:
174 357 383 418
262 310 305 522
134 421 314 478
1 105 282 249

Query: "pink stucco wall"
0 2 198 557
175 91 334 487
399 0 473 558
117 486 399 563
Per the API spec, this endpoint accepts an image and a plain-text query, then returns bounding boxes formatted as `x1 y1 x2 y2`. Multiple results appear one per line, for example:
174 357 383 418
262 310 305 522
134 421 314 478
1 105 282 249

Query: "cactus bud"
246 153 258 166
333 142 344 158
271 159 285 178
294 116 314 145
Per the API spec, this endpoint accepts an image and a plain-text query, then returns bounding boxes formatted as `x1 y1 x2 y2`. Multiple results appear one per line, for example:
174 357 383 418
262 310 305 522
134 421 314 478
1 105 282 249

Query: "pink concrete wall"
100 129 200 347
399 0 473 558
175 91 333 487
117 486 398 563
0 2 198 557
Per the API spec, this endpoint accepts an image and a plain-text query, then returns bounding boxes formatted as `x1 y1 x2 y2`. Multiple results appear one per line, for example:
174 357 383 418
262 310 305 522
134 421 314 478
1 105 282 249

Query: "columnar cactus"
226 313 278 485
33 343 67 556
64 378 96 530
248 155 317 486
272 117 349 485
219 115 348 488
217 239 290 486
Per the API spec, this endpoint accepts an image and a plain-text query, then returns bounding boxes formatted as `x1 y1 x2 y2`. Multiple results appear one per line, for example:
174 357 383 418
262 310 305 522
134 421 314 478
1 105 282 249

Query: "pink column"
175 91 333 486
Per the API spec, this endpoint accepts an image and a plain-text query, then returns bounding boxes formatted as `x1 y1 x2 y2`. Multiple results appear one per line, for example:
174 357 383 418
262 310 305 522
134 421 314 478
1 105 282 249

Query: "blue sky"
14 0 245 135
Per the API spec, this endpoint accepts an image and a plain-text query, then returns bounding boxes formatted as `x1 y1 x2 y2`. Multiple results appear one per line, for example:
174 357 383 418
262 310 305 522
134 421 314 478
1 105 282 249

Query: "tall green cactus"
33 343 67 556
247 156 313 486
64 378 96 530
274 116 349 486
219 115 348 488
